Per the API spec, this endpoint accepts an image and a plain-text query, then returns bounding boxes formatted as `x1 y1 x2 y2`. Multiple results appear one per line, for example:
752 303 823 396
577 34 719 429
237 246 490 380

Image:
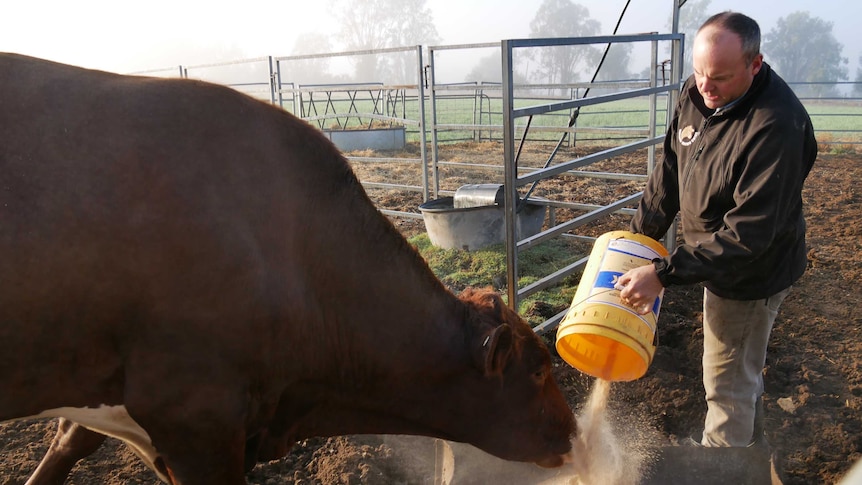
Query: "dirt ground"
0 141 859 484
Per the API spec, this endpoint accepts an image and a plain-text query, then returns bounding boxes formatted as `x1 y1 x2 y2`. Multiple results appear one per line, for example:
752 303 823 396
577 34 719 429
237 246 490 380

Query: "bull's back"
0 53 360 415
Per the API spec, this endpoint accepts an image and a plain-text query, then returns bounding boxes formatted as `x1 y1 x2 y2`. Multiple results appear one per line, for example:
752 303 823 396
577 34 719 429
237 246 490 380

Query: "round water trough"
418 185 547 251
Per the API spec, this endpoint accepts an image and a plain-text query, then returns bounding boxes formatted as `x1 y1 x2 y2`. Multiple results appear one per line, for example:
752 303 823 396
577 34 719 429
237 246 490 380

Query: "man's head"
692 11 763 109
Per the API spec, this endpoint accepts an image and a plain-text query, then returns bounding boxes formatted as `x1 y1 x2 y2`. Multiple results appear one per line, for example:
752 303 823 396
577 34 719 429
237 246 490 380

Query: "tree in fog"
527 0 601 85
333 0 440 82
465 54 529 84
287 33 340 85
594 43 633 82
763 11 848 98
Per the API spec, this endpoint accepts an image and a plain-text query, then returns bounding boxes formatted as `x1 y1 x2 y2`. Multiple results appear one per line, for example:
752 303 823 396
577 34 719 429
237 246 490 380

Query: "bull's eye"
533 369 545 384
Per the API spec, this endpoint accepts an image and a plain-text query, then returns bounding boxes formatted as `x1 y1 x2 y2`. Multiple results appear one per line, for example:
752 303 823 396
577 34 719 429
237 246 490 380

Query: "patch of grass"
816 133 860 155
830 144 858 155
408 233 585 325
409 233 508 290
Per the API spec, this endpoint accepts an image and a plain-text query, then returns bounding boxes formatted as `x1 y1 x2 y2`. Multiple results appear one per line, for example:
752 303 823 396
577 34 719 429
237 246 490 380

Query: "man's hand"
615 263 664 315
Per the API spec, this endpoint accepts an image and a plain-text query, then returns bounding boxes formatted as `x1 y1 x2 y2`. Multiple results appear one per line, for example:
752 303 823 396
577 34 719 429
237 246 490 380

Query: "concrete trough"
323 126 405 151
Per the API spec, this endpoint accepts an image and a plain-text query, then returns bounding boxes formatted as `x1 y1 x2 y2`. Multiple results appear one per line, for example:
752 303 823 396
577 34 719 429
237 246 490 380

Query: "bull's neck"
303 220 467 383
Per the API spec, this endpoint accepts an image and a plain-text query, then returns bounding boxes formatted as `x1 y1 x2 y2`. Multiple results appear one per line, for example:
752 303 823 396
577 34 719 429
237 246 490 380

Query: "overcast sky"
3 0 859 77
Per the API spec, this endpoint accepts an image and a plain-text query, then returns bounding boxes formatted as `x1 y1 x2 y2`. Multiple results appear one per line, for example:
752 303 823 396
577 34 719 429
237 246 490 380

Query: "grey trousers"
700 286 791 447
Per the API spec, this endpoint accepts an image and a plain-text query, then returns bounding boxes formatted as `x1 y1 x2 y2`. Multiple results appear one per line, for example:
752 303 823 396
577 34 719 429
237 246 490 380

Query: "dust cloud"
382 378 661 484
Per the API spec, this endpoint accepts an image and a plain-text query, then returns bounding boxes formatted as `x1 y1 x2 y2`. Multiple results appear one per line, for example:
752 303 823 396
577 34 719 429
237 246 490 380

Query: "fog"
3 0 859 81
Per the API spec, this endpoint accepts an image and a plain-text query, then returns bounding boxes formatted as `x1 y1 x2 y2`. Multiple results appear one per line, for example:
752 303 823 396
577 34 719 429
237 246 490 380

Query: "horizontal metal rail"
280 84 420 93
505 33 683 48
518 256 589 305
431 81 652 92
533 199 639 213
275 45 419 62
517 192 644 252
513 85 674 119
360 182 424 192
532 307 571 335
432 123 650 136
305 113 420 126
433 160 650 183
349 156 424 164
379 209 424 219
514 192 644 304
427 42 498 51
517 137 662 186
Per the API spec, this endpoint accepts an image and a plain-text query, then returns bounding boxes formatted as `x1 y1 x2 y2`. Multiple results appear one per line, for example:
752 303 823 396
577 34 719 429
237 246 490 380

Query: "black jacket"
631 62 817 300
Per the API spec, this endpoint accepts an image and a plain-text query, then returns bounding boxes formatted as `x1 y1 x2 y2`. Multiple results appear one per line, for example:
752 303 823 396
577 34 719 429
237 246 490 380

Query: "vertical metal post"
569 88 578 148
427 47 441 199
416 45 430 203
472 84 479 142
267 56 277 106
670 0 683 110
665 5 685 253
275 59 285 111
501 40 519 311
648 40 658 176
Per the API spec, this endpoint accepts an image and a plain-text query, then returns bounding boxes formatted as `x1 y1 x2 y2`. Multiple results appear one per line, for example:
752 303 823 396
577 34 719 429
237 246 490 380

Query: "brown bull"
0 53 576 485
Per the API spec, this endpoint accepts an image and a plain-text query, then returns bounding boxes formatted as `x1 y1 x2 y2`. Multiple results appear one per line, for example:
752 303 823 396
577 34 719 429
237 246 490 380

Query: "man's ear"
750 53 764 76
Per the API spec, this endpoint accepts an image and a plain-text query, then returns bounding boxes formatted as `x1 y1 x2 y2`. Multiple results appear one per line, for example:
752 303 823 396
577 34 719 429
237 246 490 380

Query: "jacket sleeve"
630 104 681 241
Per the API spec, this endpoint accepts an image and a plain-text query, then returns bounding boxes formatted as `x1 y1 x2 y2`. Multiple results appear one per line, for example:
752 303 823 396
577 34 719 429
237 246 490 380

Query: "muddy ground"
0 141 859 484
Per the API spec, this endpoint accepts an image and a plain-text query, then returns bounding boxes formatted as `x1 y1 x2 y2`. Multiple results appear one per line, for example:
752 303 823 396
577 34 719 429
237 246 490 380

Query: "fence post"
428 46 441 199
416 45 430 203
501 39 519 312
267 56 277 106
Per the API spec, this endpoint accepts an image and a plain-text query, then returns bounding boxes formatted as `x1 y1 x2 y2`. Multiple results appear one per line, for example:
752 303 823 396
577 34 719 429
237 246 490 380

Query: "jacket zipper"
682 117 712 189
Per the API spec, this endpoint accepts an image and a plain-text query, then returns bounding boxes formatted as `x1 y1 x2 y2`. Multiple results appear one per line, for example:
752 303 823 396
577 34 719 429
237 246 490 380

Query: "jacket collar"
687 62 772 118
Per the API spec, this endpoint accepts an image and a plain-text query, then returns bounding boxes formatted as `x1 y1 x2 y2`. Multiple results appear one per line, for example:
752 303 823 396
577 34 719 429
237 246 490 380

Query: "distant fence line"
131 49 862 151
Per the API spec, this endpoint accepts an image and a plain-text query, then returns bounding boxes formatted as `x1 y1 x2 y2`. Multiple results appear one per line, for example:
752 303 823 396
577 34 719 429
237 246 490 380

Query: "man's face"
692 26 763 109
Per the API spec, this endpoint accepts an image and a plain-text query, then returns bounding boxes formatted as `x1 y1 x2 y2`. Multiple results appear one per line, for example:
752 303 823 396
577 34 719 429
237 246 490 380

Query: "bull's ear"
476 324 513 377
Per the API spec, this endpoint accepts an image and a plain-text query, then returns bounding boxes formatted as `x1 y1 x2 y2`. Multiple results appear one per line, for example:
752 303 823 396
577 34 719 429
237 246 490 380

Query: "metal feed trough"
418 184 547 252
433 438 782 485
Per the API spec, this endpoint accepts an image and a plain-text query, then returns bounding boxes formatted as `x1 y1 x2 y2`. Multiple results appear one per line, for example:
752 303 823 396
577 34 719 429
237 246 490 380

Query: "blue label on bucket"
595 270 623 289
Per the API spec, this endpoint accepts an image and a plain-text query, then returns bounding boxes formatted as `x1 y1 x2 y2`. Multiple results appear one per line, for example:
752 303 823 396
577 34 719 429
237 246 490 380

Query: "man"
617 11 817 447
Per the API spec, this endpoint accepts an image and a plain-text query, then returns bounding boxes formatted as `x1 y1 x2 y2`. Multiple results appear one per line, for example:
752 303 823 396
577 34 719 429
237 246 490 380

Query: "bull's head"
257 287 577 470
453 287 577 467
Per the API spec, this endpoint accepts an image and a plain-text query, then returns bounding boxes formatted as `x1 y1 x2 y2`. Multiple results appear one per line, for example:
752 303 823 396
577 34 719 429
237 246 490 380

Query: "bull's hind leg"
26 418 107 485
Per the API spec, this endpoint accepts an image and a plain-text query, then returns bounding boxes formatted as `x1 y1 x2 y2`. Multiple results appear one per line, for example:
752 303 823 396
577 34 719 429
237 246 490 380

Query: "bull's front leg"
26 418 107 485
145 418 248 484
124 371 253 484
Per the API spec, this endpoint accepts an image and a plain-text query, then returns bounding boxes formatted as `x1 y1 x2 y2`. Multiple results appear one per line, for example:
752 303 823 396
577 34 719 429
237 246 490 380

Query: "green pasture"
296 94 861 148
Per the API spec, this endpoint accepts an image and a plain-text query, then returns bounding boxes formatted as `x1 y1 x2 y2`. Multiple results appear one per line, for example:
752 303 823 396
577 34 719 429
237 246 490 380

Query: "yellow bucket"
555 231 669 382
